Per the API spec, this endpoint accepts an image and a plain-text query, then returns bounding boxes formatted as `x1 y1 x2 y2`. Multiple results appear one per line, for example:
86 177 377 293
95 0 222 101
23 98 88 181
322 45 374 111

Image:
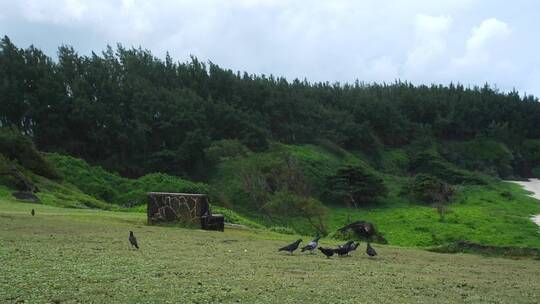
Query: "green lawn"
1 198 539 303
327 182 540 248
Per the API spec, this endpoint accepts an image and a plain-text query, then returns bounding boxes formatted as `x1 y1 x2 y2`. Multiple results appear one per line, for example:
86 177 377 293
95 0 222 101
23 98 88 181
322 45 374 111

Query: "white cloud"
2 1 539 95
22 0 88 23
405 14 452 76
455 18 511 66
362 56 400 83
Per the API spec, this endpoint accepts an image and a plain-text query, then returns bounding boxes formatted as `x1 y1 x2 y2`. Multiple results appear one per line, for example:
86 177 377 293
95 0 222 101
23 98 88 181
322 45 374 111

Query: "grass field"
1 198 540 303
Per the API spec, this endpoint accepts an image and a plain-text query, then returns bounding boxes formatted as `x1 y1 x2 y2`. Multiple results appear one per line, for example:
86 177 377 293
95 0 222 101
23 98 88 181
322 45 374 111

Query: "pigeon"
318 247 335 258
31 209 35 216
349 242 360 253
339 240 355 251
278 239 302 254
301 236 321 254
335 246 350 257
366 242 377 257
129 231 139 249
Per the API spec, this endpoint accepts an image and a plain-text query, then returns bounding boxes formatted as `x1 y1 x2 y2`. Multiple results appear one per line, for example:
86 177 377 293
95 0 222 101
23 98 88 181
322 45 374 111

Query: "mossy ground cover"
1 198 540 304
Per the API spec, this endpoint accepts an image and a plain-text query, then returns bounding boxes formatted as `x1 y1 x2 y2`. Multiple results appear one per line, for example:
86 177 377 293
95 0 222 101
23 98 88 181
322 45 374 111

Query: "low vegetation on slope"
208 142 540 248
1 128 539 249
47 153 208 206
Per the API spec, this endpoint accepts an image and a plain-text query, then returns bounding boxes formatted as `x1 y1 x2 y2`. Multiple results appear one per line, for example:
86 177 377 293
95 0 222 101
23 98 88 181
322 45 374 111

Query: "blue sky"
1 0 539 96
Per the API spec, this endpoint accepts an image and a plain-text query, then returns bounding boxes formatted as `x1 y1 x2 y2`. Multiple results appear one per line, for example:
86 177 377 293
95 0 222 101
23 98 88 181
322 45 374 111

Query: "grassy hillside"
2 129 539 249
46 153 209 206
209 143 540 248
1 198 539 303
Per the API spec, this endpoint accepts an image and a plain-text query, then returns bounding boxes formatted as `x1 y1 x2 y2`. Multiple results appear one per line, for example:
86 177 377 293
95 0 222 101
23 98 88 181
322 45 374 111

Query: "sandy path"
509 178 540 226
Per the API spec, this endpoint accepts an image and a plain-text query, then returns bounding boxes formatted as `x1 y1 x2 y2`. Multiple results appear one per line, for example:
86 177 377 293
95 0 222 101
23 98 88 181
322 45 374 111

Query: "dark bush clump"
0 128 58 179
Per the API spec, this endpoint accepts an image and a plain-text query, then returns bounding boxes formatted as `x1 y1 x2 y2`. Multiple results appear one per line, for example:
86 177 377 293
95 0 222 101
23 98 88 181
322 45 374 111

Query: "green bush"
263 190 329 235
47 153 208 206
0 128 58 179
408 174 454 204
205 139 252 163
0 154 17 188
409 151 486 185
326 165 387 207
116 173 208 206
440 139 514 178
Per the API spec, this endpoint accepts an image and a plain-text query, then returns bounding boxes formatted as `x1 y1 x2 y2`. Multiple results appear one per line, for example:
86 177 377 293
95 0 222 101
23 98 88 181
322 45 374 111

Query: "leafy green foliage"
263 190 329 235
408 174 454 204
2 36 540 179
326 165 387 207
0 128 58 179
440 138 514 178
205 139 252 163
47 153 208 206
519 139 540 176
409 150 486 185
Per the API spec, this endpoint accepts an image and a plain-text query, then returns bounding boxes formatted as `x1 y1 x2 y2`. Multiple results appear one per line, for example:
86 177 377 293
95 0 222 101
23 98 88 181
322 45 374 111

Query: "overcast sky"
1 0 539 96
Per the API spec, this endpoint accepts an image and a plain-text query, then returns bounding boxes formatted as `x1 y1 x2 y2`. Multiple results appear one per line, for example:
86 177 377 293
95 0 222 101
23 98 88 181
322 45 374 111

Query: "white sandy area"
509 178 540 227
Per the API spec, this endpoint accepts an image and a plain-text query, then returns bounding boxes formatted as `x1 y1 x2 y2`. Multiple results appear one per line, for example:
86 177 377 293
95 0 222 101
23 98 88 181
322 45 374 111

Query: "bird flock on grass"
30 209 378 258
281 236 377 258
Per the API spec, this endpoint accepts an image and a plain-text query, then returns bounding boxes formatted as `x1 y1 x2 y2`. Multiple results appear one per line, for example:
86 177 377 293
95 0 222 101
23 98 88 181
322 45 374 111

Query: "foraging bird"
335 246 350 257
339 240 355 251
301 236 321 254
366 242 377 257
129 231 139 249
318 247 335 258
335 240 355 256
278 239 302 254
349 242 360 253
31 209 35 216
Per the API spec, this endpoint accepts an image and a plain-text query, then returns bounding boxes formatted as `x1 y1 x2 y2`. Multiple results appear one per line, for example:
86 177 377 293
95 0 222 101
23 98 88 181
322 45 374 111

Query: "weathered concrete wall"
147 192 210 225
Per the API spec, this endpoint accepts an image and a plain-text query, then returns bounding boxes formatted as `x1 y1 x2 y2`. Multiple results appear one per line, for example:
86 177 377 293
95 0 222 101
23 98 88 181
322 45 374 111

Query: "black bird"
339 240 355 251
129 231 139 249
335 246 350 257
301 236 321 254
31 209 35 216
278 239 302 254
366 242 377 257
318 247 335 258
334 240 355 256
349 242 360 253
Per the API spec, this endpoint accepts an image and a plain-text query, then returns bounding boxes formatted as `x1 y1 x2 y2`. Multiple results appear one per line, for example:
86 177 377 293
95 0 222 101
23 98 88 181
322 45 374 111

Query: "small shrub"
409 174 454 204
326 165 387 207
47 153 209 206
0 128 58 179
409 151 485 185
263 191 329 235
205 139 252 163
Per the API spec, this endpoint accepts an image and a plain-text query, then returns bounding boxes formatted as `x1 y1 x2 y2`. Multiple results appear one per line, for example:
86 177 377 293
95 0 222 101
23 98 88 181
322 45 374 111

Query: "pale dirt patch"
509 178 540 226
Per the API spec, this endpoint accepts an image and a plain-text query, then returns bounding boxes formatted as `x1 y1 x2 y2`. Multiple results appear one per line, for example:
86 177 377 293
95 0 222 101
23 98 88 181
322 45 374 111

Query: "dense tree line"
1 35 540 178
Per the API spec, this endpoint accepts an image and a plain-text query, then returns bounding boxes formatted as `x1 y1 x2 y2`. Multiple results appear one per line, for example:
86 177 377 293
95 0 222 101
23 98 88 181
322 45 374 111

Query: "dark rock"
338 220 387 243
338 220 377 238
12 191 40 203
